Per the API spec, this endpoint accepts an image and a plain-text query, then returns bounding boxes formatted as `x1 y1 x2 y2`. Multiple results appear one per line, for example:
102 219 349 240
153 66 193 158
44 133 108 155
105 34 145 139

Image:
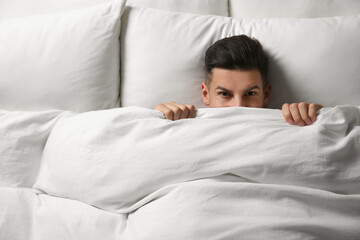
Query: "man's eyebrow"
215 86 232 92
244 85 260 93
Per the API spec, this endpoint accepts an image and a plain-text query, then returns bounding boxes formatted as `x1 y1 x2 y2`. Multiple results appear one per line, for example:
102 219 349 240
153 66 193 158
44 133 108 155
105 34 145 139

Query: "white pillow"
0 110 68 187
120 7 360 109
229 0 360 18
127 0 228 16
0 0 113 19
0 0 126 112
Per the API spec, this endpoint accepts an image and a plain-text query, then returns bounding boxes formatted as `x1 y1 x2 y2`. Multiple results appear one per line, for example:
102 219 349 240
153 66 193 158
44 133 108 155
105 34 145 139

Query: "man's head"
202 35 271 108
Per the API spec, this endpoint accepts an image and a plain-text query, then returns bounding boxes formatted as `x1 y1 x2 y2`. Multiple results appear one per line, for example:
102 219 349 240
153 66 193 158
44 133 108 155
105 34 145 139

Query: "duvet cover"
1 106 360 240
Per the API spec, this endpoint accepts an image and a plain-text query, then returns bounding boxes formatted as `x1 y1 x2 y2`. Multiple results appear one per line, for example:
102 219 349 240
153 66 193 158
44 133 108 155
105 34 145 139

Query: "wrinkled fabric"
2 106 360 239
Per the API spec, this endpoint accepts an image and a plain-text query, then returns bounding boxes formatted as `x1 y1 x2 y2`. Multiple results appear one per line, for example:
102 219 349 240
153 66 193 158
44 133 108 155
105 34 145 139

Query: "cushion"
127 0 228 16
0 0 228 19
0 0 113 19
229 0 360 18
0 0 126 111
120 7 360 109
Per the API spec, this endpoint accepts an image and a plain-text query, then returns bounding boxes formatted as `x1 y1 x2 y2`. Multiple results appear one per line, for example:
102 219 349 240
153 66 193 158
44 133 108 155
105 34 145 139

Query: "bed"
1 0 360 239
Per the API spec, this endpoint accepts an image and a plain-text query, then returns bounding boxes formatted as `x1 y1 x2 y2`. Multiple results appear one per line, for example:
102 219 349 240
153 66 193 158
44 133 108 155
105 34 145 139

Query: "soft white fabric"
0 0 227 19
2 182 359 240
229 0 360 18
122 177 360 239
0 0 112 19
0 187 126 240
2 183 360 240
0 110 68 187
2 0 359 20
120 7 360 109
0 105 355 239
0 0 125 111
127 0 228 15
34 106 360 211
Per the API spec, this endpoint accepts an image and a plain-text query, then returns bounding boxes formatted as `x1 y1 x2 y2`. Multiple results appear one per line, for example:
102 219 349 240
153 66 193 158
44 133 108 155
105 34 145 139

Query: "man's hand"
155 102 196 120
282 102 323 126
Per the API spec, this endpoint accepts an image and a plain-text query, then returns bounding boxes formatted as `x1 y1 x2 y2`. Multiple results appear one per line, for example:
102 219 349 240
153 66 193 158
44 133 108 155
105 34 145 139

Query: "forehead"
210 68 263 90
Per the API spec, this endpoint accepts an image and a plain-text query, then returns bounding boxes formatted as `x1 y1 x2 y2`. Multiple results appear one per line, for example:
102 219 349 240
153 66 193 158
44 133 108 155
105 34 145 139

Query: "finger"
155 103 174 120
186 105 196 118
170 102 190 119
281 103 295 125
308 103 323 122
298 102 312 125
163 102 182 120
289 103 306 126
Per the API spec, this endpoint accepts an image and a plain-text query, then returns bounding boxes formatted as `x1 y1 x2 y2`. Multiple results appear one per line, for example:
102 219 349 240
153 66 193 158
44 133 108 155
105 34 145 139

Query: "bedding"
229 0 360 18
0 0 228 20
120 7 360 109
0 110 68 187
1 0 360 239
0 187 127 240
0 0 113 19
18 105 358 239
127 0 229 15
0 0 125 111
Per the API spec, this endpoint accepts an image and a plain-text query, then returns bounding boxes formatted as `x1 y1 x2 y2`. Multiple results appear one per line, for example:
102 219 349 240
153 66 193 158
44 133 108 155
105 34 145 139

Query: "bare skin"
155 68 323 126
155 102 196 121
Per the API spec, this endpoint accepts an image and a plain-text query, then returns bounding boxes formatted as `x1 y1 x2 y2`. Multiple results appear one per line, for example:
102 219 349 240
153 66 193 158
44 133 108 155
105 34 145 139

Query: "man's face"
202 68 271 108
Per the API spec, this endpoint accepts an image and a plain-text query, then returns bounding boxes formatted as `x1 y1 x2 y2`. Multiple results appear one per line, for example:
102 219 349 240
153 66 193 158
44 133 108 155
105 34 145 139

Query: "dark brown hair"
205 35 269 87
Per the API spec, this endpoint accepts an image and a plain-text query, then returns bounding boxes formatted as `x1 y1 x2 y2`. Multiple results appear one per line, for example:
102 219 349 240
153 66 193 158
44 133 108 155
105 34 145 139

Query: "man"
155 35 323 126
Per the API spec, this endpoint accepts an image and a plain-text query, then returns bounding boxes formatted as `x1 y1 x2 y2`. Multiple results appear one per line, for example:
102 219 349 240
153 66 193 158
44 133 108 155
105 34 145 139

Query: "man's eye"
246 91 257 96
219 92 230 97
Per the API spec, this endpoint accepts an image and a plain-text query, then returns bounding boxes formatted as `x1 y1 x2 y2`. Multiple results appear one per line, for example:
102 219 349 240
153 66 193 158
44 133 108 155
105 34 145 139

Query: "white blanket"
1 106 360 239
0 110 67 187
